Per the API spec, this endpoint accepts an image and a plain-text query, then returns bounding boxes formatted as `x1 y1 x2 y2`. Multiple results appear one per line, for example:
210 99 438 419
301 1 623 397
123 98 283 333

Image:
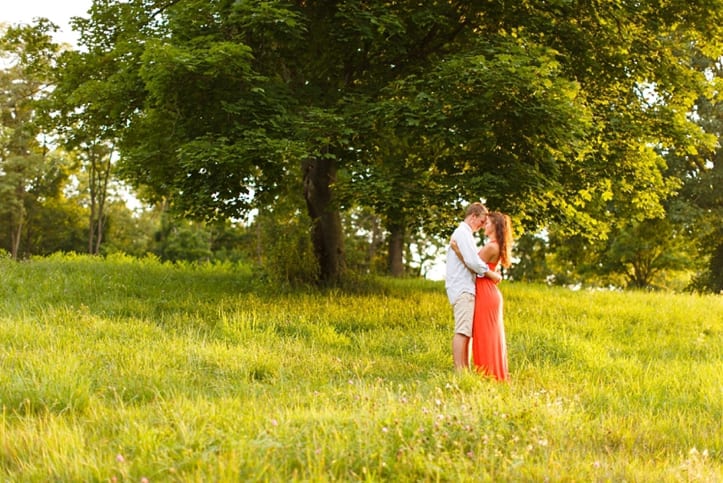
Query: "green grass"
0 253 721 481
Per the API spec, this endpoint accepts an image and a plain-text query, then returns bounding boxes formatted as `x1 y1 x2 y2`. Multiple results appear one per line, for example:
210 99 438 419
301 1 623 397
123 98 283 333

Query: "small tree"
602 219 690 289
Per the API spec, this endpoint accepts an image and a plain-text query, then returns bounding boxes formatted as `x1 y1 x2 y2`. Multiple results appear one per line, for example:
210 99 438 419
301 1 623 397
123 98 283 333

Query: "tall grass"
0 253 720 481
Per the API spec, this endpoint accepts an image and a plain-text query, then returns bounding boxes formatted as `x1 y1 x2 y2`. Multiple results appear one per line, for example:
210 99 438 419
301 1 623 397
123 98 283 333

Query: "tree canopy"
43 0 723 286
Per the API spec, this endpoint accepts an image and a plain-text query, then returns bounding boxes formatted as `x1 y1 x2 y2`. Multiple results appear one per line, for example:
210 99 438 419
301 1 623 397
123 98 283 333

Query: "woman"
452 212 513 380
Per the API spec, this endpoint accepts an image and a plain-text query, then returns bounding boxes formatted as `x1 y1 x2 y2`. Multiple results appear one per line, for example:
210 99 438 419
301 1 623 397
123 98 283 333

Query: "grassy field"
0 253 721 482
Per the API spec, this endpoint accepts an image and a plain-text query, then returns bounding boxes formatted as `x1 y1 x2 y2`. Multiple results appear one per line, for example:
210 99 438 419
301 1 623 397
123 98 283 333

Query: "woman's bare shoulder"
478 240 500 263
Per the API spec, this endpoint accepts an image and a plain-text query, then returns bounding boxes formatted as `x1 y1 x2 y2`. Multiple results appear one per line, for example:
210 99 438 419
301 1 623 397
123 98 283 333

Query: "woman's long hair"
489 212 513 268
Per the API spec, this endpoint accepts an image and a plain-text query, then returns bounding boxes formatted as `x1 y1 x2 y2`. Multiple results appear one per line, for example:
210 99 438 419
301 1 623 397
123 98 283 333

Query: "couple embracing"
445 202 513 381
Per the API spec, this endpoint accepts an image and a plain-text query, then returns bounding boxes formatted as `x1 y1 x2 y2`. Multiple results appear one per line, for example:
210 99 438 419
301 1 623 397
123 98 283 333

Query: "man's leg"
452 333 470 370
452 293 475 370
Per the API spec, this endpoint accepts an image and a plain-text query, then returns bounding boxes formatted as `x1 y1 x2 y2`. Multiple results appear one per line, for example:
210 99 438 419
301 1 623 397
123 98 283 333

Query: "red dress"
471 260 508 381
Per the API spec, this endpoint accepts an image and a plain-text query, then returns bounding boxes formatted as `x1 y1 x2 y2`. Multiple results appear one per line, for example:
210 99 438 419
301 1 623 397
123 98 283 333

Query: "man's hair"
465 202 488 218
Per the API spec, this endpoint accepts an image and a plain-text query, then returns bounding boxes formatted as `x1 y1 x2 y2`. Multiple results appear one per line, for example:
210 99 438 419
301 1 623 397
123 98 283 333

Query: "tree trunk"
10 217 23 260
367 215 383 272
387 223 405 277
88 150 97 254
10 184 25 260
88 206 96 254
302 157 344 284
709 241 723 292
93 152 111 254
87 145 113 255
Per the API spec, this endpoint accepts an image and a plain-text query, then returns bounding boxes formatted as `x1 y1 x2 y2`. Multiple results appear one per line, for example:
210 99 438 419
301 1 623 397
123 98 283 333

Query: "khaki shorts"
452 292 475 337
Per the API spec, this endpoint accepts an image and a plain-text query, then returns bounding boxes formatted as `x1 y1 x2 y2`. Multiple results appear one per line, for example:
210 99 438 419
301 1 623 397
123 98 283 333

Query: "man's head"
463 202 488 232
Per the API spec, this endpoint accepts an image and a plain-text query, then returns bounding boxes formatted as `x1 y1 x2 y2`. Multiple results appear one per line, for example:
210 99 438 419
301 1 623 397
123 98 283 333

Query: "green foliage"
0 150 80 257
698 243 723 293
155 222 212 262
0 257 721 480
0 21 65 258
497 1 722 292
509 233 551 283
672 52 723 293
21 195 88 255
1 0 719 288
100 201 156 257
341 208 387 275
543 217 693 290
95 204 256 264
602 218 690 289
252 205 320 287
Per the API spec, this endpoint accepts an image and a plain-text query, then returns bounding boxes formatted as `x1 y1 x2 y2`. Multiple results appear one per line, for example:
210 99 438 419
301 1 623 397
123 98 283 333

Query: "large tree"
670 53 723 292
53 0 722 284
0 21 66 259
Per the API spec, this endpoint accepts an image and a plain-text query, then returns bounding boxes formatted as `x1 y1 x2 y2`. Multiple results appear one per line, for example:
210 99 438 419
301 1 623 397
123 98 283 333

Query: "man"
445 202 501 370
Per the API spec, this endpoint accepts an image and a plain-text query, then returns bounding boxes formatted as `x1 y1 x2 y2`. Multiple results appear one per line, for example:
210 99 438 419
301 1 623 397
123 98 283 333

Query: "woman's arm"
450 240 501 282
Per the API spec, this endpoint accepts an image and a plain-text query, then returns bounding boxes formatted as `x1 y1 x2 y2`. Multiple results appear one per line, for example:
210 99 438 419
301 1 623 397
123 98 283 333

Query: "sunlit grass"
0 253 721 481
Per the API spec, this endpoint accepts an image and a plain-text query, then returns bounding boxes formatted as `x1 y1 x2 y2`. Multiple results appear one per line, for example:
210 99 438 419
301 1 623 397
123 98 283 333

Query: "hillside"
0 254 721 481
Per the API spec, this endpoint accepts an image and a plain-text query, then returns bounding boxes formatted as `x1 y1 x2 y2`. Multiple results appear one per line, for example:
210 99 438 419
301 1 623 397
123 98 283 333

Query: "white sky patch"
1 0 92 46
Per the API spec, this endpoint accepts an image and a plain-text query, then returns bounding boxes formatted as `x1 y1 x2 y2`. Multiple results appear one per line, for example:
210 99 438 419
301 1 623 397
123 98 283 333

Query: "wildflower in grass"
271 419 278 426
382 427 388 433
115 454 125 463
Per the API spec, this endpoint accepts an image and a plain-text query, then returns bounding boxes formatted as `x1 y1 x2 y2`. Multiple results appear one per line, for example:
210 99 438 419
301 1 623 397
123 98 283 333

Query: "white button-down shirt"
445 222 489 304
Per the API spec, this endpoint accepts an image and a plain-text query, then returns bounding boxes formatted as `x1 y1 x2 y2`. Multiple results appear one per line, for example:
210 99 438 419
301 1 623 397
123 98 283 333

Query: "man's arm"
451 239 501 282
452 231 489 275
